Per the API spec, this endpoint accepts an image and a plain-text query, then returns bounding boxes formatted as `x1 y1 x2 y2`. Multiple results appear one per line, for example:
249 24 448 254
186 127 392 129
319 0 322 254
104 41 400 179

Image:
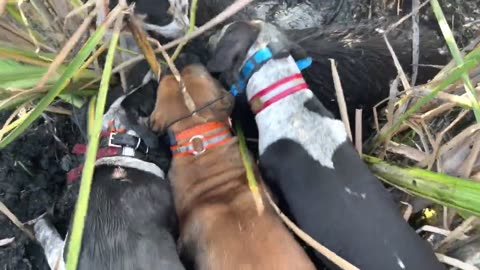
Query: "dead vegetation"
0 0 479 269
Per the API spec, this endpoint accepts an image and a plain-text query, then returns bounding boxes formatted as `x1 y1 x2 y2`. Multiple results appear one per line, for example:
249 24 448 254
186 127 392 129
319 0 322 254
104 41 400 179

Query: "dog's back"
69 167 183 270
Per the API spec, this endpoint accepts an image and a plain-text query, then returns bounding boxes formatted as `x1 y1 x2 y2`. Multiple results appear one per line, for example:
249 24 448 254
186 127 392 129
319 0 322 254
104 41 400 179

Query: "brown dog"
150 63 316 270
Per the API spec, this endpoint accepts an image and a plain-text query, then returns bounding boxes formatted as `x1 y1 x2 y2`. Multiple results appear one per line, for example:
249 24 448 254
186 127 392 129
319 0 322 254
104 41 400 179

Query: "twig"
387 77 400 126
355 109 362 155
45 106 72 115
413 90 472 108
411 0 420 85
438 124 480 158
265 192 359 270
373 106 380 133
17 0 41 52
78 42 109 75
0 237 15 247
436 216 479 252
127 14 161 79
400 201 413 221
330 59 352 141
383 34 411 90
0 200 35 240
385 0 431 33
0 100 32 141
0 20 56 53
419 102 457 122
387 141 427 162
405 121 430 153
151 38 197 113
459 132 480 178
416 225 452 236
63 0 95 33
171 0 198 61
435 253 479 270
0 0 6 16
419 119 435 149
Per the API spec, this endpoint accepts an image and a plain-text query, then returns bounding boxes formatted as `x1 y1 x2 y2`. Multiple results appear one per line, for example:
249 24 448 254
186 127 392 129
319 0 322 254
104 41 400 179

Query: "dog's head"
150 55 234 134
207 20 307 87
108 0 190 39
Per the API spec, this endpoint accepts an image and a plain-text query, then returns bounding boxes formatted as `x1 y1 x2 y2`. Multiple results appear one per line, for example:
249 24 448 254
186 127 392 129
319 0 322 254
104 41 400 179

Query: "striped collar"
169 122 233 157
249 73 309 114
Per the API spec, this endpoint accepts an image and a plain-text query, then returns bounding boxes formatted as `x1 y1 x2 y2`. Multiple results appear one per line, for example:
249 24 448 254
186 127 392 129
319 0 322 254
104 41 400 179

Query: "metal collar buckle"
108 132 122 148
189 135 206 156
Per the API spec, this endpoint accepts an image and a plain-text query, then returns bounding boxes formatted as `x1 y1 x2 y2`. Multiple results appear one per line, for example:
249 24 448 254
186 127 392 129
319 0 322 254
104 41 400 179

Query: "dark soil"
0 111 82 270
1 0 479 269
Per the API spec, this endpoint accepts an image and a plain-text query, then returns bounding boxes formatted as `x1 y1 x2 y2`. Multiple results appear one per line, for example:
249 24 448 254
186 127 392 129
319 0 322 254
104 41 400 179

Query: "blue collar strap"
230 45 312 96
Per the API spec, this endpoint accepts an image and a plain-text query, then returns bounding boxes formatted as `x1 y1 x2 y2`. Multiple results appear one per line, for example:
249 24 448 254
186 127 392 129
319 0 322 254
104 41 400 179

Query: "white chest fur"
247 57 348 169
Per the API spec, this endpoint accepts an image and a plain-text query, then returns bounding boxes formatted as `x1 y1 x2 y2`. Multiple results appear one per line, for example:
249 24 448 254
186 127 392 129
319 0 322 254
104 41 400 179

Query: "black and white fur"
207 18 446 145
105 0 190 39
208 21 445 270
33 69 184 270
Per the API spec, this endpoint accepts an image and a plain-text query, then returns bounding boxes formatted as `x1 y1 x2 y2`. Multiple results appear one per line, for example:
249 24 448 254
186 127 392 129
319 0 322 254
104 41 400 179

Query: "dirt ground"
0 0 479 269
0 111 82 269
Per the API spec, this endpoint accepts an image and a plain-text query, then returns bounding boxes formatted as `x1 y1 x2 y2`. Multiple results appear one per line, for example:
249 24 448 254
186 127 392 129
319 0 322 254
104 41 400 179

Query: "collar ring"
189 135 206 156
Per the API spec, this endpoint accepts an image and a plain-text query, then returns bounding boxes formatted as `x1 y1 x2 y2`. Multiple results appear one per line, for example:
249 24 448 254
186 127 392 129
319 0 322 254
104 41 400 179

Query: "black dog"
33 63 185 270
208 20 445 270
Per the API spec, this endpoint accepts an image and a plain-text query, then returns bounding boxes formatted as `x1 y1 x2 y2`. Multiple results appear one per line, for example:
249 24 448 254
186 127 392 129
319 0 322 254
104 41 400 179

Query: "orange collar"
169 122 233 157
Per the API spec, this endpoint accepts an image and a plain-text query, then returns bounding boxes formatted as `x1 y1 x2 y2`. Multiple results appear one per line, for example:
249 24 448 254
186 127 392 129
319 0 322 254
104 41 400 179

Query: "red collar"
67 121 148 183
170 122 232 157
249 73 308 114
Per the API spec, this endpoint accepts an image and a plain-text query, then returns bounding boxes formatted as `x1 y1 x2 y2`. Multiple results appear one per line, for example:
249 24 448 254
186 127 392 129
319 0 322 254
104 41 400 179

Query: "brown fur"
150 64 315 270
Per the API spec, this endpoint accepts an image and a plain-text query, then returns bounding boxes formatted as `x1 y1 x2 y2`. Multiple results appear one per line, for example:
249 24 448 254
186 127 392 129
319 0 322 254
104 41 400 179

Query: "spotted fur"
247 56 347 168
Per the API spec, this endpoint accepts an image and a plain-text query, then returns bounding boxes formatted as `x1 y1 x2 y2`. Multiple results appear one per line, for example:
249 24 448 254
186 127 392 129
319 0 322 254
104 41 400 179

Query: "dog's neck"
244 52 348 168
245 55 307 110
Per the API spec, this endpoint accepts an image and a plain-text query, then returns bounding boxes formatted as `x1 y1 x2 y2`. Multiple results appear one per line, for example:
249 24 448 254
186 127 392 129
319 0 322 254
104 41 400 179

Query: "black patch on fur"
207 22 260 85
303 97 335 119
110 0 173 26
259 139 445 270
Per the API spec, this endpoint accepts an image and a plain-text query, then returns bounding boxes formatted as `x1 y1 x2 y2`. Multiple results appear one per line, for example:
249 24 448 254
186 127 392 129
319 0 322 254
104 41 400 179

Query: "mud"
1 0 479 269
0 111 82 270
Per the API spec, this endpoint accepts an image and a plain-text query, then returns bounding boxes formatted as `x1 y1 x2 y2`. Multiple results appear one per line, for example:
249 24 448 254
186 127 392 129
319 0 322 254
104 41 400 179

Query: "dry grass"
0 0 479 269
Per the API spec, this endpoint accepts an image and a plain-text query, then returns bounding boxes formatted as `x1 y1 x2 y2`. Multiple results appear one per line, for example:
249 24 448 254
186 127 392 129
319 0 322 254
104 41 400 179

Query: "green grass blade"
70 0 84 8
0 60 59 89
6 4 23 23
0 59 96 90
64 12 123 270
58 94 85 108
431 0 480 122
0 43 56 63
0 7 120 149
364 155 480 216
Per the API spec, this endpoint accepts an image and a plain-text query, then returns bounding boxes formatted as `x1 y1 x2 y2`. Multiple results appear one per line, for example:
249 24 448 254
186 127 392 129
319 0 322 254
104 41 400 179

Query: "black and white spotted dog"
207 21 445 270
102 0 190 39
33 62 185 270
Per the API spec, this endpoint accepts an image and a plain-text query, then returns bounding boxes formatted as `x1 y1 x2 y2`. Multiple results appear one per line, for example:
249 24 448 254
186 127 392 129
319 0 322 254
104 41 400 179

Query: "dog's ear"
207 22 260 77
290 42 308 62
